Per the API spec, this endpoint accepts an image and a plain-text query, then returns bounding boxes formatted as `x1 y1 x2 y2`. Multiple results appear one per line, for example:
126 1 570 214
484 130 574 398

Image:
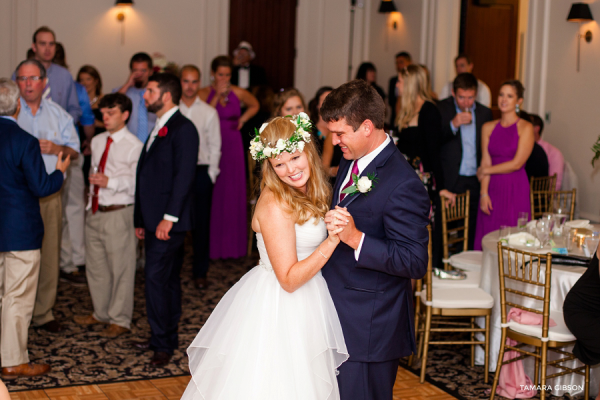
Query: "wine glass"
536 219 551 249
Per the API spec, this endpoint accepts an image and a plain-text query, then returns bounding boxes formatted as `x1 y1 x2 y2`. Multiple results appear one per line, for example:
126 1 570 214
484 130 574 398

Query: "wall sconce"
116 0 133 45
379 0 398 30
567 2 594 72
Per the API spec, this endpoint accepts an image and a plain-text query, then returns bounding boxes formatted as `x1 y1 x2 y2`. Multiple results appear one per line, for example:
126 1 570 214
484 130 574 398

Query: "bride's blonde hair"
258 117 331 224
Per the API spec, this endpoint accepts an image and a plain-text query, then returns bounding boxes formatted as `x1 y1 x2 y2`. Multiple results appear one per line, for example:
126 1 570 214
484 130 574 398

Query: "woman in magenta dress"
473 80 534 250
200 56 259 259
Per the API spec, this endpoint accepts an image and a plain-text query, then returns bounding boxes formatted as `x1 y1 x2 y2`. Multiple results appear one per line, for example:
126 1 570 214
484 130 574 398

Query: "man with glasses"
15 59 80 333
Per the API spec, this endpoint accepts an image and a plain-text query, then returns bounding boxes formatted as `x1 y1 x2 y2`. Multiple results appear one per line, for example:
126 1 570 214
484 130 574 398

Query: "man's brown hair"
32 26 56 43
320 79 385 130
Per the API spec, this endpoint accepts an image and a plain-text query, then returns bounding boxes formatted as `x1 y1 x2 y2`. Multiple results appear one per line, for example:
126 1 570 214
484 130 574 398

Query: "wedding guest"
74 93 142 338
132 73 199 366
309 86 334 156
395 64 455 268
355 62 385 101
15 59 80 333
53 42 92 285
387 51 412 126
474 80 534 249
420 64 438 100
14 27 82 123
564 242 600 400
438 72 493 249
179 65 222 289
115 52 156 143
77 65 105 186
231 41 268 90
312 87 342 179
199 56 258 260
272 88 306 117
530 113 564 190
439 54 491 107
0 78 69 378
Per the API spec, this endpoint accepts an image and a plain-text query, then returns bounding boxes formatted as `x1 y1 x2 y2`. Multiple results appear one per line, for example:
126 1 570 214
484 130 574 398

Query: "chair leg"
484 315 490 384
417 313 425 360
489 328 507 400
540 342 548 400
534 346 539 386
420 307 432 384
470 317 475 368
585 364 590 400
412 302 420 367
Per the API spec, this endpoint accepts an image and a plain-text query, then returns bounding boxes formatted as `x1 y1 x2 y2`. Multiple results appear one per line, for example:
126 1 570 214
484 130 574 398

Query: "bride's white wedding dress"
181 218 348 400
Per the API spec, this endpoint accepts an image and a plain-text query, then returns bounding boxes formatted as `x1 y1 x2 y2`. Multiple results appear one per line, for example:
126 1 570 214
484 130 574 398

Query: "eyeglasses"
16 76 43 82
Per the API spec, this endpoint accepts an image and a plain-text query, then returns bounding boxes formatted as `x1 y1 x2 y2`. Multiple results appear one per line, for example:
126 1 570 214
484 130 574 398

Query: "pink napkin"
495 308 556 398
506 308 557 327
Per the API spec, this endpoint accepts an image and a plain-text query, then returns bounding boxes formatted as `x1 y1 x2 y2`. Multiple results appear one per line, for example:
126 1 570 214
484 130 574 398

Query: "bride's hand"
325 210 347 244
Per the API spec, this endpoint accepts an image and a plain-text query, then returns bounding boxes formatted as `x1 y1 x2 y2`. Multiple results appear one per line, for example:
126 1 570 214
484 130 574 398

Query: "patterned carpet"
8 243 592 399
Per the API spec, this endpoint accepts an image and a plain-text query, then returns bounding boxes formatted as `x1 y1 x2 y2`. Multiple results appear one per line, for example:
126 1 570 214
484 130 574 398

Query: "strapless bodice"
256 218 327 271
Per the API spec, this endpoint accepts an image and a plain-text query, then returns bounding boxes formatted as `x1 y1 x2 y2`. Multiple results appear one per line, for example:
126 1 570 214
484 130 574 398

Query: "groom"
321 79 430 399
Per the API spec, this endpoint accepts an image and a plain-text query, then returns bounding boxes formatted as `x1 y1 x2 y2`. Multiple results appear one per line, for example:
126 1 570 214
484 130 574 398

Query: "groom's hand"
334 206 363 250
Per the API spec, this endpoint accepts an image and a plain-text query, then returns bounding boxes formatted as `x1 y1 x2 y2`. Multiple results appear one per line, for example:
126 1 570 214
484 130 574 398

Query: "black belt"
196 165 209 170
97 204 133 212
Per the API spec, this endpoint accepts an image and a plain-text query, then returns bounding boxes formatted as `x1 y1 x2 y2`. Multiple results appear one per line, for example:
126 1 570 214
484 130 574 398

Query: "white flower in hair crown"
250 112 313 162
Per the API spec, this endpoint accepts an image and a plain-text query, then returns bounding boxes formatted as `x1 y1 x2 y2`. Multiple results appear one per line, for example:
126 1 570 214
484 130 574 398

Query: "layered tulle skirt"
181 265 348 400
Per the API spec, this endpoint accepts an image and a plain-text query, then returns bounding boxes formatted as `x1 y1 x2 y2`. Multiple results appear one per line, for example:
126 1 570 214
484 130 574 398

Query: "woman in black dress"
564 241 600 400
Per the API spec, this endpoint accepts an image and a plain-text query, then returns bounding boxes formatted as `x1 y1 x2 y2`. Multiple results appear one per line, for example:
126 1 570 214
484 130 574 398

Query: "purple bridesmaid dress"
474 120 530 250
208 89 247 259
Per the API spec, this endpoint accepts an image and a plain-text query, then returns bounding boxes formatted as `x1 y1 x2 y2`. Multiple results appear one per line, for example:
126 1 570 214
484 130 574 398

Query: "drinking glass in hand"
89 166 99 198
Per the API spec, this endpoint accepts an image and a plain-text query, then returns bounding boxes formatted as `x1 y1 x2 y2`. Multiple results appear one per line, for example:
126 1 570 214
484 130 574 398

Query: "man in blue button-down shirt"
114 52 156 144
15 59 80 333
439 73 493 253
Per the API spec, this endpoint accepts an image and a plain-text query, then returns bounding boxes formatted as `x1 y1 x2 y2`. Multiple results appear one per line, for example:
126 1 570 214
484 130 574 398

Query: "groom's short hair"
148 73 182 105
319 79 385 131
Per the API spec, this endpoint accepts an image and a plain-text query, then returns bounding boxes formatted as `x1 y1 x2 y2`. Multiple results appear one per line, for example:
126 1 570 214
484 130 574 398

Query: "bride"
181 114 349 399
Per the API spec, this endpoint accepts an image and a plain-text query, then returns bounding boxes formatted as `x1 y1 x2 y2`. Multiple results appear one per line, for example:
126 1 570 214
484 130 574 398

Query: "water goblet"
536 220 550 249
517 212 529 232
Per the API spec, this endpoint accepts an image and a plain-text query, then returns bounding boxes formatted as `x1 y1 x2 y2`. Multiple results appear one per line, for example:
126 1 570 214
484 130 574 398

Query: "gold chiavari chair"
415 225 493 384
550 189 577 221
530 174 557 219
489 244 590 400
441 191 482 279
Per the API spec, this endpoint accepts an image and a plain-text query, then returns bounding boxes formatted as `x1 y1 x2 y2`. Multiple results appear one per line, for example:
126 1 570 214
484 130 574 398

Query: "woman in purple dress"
200 56 259 259
473 80 534 250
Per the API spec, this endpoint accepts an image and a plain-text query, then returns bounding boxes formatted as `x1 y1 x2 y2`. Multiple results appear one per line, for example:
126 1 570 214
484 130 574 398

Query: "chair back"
441 191 470 260
550 189 576 221
530 174 557 219
497 244 553 339
424 224 433 303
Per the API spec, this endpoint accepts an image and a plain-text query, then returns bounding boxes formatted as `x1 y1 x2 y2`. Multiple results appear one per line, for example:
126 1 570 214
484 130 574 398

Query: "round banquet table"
474 227 599 397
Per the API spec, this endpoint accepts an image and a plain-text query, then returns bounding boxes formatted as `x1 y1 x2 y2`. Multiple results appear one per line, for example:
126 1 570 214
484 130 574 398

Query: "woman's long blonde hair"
396 64 433 129
258 117 331 224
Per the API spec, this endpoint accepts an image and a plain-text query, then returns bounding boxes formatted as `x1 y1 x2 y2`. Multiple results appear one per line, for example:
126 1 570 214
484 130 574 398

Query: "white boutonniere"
341 173 378 197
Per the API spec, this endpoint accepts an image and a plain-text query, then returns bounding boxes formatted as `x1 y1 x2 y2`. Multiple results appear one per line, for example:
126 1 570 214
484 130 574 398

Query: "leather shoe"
2 363 51 379
37 320 63 333
100 324 130 338
150 351 171 367
130 340 151 350
194 277 208 290
74 314 107 325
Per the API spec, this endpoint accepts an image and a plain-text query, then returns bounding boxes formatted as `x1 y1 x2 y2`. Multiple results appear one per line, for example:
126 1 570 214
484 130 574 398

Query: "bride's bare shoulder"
253 188 294 233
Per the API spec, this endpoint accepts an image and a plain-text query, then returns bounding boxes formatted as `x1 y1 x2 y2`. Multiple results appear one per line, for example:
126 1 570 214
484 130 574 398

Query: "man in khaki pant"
0 78 69 378
16 59 80 333
74 93 142 337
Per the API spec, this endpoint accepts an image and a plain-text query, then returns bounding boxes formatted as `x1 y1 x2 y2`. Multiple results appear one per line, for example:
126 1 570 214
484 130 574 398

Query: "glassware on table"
565 229 577 252
499 225 509 239
553 212 568 236
517 212 529 232
584 231 600 258
535 219 551 249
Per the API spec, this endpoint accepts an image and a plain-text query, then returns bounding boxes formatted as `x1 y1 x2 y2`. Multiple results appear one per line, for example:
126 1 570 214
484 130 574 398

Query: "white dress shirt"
238 67 250 89
88 127 143 209
338 135 391 260
146 106 179 151
179 97 222 183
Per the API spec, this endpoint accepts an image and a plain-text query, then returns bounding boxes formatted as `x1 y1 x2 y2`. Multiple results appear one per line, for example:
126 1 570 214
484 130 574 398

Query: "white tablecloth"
474 227 599 397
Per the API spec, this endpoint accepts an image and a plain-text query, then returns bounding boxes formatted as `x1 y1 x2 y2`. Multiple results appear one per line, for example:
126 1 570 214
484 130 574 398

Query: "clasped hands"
324 206 362 249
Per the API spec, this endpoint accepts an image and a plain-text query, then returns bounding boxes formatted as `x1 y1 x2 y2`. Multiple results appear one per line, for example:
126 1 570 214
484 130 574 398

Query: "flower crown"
249 112 313 162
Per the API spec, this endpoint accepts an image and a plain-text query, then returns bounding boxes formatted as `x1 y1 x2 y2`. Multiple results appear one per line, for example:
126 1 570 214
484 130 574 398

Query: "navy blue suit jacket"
322 141 430 362
0 117 64 252
134 110 199 232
